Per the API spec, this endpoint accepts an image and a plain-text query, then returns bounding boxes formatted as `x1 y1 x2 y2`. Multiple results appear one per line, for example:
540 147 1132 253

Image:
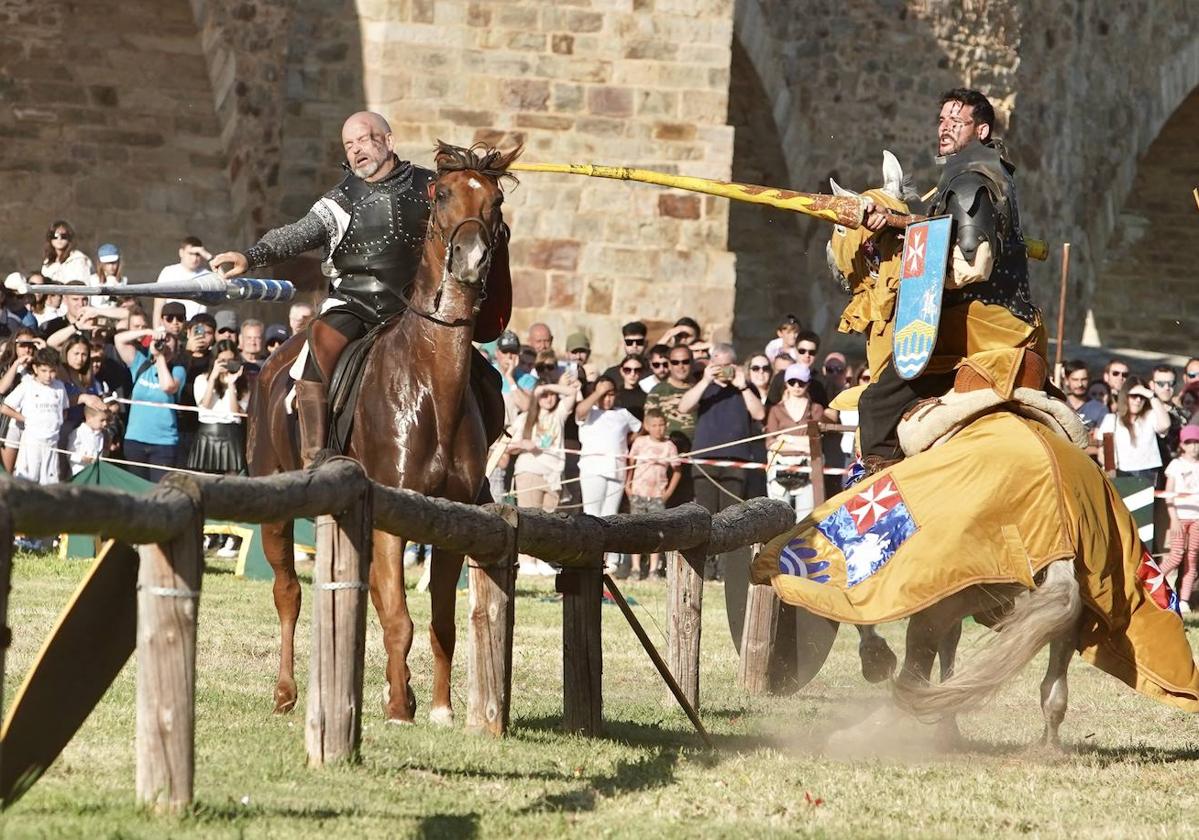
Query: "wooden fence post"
666 542 706 710
0 508 11 784
807 420 827 507
558 554 603 735
306 463 372 767
738 582 779 694
466 504 518 736
135 481 203 813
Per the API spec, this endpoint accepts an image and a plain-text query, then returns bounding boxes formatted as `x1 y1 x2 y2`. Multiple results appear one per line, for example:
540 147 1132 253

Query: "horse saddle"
326 323 389 454
322 328 507 455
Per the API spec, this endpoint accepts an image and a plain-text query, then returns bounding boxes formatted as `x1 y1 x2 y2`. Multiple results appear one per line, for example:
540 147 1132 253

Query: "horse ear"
881 150 904 199
426 180 437 200
829 177 858 199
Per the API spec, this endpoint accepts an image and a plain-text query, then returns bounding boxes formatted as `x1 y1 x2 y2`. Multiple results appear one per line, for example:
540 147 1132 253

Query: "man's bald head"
341 111 396 181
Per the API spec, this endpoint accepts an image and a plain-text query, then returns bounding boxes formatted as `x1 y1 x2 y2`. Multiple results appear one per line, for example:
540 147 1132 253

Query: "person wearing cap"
264 324 291 355
764 362 825 518
564 330 595 383
214 309 239 339
1162 425 1199 613
677 343 766 580
159 301 188 339
89 243 128 307
492 329 534 401
153 236 212 325
1097 375 1171 484
601 321 648 383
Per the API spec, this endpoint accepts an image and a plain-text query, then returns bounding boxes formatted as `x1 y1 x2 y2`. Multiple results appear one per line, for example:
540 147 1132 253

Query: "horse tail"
893 559 1081 720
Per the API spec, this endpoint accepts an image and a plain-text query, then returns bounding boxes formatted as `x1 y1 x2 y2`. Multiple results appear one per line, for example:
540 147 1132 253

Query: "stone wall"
0 0 1195 363
0 0 231 284
733 0 1199 357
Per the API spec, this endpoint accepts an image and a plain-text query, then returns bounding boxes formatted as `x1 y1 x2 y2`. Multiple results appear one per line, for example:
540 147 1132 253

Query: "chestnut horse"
247 141 520 723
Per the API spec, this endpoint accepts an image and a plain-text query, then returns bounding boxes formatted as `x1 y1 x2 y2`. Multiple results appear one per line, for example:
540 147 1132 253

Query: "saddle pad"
327 321 388 454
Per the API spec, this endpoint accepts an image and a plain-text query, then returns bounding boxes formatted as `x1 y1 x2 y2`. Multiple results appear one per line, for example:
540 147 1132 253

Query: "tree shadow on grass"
1072 742 1199 766
511 714 779 758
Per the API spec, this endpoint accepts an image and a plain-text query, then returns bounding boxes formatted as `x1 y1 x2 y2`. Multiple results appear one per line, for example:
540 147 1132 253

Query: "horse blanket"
752 410 1199 712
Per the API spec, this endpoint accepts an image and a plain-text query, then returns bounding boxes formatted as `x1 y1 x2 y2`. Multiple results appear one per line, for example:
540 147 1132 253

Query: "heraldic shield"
892 215 952 380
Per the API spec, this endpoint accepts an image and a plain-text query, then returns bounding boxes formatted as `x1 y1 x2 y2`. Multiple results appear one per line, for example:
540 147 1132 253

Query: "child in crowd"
764 314 801 361
1 347 69 483
625 408 682 579
1162 424 1199 613
69 402 109 476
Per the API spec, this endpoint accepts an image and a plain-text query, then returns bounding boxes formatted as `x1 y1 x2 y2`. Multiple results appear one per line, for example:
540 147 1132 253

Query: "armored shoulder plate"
943 172 998 263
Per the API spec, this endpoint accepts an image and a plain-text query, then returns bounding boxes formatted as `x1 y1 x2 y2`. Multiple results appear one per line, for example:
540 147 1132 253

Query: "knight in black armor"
212 111 510 463
856 88 1046 469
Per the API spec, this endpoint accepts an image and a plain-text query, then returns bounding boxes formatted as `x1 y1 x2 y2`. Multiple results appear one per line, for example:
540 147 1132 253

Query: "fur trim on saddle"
898 385 1088 457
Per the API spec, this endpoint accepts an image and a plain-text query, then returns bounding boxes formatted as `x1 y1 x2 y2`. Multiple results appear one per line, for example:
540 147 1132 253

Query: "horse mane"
433 140 523 187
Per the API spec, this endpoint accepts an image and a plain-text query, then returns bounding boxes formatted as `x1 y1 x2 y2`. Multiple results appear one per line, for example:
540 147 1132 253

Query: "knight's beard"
352 158 383 179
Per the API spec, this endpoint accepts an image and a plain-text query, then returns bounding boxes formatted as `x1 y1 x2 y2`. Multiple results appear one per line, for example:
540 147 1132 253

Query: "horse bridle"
400 207 497 329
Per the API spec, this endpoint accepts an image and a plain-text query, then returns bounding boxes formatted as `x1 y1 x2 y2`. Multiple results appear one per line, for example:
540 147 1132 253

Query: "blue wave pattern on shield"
815 476 918 586
779 539 831 583
892 216 952 380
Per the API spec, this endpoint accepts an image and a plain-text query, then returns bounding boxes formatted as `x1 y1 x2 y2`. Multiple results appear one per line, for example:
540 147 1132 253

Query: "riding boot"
294 380 329 467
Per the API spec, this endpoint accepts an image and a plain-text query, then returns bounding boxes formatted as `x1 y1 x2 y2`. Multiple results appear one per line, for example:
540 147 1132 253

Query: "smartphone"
224 360 243 374
569 361 579 378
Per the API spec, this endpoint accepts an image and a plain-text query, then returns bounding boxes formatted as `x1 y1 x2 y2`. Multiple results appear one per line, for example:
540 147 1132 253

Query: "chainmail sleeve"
243 206 336 270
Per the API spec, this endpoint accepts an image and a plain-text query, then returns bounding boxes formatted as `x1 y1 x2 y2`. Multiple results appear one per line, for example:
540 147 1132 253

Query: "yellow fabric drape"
753 411 1199 713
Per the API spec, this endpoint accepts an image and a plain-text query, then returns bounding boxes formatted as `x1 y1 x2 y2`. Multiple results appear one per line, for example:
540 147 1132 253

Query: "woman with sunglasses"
612 353 647 421
1098 375 1171 484
743 354 774 499
764 363 825 518
41 220 93 284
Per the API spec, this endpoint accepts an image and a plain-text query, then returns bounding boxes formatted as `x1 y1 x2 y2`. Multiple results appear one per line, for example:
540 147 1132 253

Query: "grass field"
3 552 1198 839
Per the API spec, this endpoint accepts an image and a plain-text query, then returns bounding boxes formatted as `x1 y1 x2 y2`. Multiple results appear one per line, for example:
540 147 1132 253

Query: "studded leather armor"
928 142 1039 325
243 156 435 324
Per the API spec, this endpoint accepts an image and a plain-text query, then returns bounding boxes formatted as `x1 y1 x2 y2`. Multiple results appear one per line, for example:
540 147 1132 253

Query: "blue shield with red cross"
892 216 952 380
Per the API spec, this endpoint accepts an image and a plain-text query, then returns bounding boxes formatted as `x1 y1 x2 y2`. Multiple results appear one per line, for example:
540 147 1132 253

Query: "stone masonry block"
587 86 633 117
500 79 551 111
584 277 614 315
658 194 701 219
511 269 548 309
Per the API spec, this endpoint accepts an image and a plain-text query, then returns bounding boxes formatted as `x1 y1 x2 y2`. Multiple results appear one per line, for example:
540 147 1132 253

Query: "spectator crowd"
9 220 1199 606
2 221 312 552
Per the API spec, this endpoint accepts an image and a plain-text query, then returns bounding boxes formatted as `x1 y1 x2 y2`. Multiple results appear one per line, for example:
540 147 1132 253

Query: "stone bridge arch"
730 0 1199 358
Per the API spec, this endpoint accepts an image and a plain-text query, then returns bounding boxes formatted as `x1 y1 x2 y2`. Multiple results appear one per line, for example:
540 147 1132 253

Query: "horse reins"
400 210 496 329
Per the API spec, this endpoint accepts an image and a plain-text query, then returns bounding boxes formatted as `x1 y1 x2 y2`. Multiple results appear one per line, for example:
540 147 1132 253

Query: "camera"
224 359 243 374
152 338 169 353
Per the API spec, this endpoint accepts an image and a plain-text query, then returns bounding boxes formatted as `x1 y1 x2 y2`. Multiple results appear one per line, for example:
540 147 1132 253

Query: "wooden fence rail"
0 456 796 812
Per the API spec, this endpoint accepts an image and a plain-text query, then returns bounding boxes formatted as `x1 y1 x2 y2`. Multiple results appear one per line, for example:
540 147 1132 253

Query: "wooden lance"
1053 242 1071 377
509 161 1050 261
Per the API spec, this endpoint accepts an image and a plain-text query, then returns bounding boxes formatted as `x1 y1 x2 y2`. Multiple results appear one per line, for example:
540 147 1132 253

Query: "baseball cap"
566 331 590 352
496 329 520 353
161 301 186 319
784 362 811 383
265 323 290 344
97 243 121 264
1181 426 1199 444
214 309 239 333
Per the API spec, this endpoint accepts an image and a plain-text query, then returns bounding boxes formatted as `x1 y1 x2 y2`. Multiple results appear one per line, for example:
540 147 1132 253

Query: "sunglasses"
621 366 643 374
795 348 817 356
1153 380 1176 388
1109 370 1129 378
1187 371 1199 379
535 363 556 372
162 314 184 323
749 364 771 372
826 366 845 374
650 361 669 369
17 341 37 349
668 359 691 366
786 378 808 387
624 337 646 345
51 232 71 241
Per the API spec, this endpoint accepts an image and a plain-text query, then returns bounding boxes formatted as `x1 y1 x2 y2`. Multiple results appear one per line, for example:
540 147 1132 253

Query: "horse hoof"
380 683 417 721
273 681 298 714
429 706 454 727
385 717 415 727
859 638 898 683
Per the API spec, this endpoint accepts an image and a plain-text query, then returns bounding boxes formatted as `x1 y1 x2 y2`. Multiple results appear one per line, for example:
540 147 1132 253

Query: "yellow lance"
509 161 1049 261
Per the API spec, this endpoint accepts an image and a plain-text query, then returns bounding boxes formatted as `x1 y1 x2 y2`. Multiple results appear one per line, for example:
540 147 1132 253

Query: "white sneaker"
217 536 239 558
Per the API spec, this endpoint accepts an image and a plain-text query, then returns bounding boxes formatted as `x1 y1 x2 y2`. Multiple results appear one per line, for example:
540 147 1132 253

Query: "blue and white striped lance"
30 272 295 304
